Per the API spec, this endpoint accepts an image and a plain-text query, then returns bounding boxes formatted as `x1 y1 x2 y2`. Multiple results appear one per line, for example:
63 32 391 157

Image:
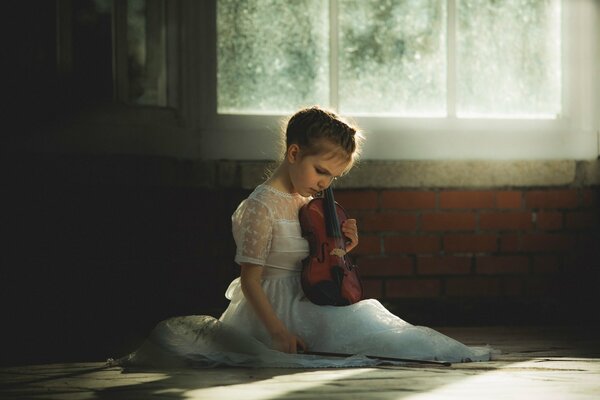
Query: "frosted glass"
217 0 329 114
339 0 447 116
456 0 561 117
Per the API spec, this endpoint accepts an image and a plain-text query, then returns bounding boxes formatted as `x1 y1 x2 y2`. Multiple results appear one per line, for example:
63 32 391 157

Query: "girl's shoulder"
246 183 304 202
237 184 309 221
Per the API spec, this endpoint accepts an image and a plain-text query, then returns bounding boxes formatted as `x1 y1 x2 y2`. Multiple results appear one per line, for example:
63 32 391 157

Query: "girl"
221 106 361 355
115 106 494 368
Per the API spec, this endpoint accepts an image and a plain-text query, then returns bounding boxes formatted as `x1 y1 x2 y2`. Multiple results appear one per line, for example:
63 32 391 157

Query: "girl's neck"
265 163 295 194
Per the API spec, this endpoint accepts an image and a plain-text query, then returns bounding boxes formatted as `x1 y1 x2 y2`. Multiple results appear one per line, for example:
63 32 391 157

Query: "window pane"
457 0 561 117
127 0 167 106
339 0 447 116
217 0 329 114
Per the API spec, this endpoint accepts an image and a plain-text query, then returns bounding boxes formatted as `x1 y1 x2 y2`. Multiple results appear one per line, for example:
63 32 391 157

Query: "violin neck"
324 187 343 239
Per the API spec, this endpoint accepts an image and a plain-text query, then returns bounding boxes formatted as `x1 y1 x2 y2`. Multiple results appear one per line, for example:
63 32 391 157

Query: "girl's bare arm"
239 263 306 353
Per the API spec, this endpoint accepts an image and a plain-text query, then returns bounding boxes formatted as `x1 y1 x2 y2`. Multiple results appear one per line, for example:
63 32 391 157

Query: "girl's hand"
271 329 307 354
342 219 359 253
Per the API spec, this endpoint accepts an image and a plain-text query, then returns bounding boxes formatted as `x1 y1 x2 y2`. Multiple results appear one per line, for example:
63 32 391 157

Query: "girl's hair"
282 106 363 165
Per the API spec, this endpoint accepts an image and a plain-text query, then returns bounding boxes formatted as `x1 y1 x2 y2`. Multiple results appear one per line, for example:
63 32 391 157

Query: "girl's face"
287 142 351 197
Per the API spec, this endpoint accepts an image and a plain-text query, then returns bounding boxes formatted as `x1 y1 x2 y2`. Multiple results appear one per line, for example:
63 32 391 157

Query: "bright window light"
217 0 561 119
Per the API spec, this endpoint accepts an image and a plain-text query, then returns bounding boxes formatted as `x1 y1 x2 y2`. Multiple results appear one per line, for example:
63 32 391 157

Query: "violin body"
299 188 363 306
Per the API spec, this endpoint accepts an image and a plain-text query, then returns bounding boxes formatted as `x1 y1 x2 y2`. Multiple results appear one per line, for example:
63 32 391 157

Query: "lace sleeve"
231 198 273 266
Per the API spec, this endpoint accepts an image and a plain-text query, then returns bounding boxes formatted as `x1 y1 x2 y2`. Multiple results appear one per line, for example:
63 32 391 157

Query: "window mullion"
447 0 457 118
329 0 339 112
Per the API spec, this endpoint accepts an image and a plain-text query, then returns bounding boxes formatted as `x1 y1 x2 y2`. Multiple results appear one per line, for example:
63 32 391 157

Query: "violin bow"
300 350 452 367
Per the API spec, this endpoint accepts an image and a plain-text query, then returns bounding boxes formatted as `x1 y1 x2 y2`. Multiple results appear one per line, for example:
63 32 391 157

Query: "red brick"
422 212 477 231
445 277 502 296
532 255 561 274
417 256 472 275
499 234 520 252
362 279 383 299
360 212 417 232
352 235 381 256
381 191 436 210
526 190 579 209
480 212 533 231
334 190 378 210
385 279 441 298
444 234 497 253
573 234 600 254
358 256 414 277
524 277 561 296
582 189 599 208
475 256 529 274
384 236 440 254
503 277 525 296
521 234 576 252
565 211 599 230
496 191 523 209
564 235 600 270
536 211 563 230
440 191 494 209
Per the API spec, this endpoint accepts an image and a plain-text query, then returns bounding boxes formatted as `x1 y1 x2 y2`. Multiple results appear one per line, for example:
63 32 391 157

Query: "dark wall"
2 154 248 365
0 1 245 365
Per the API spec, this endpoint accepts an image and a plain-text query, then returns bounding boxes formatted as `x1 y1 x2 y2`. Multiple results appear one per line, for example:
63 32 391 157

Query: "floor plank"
1 326 599 400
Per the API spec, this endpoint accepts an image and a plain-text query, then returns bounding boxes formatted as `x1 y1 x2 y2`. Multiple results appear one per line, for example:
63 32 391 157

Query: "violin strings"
325 187 344 249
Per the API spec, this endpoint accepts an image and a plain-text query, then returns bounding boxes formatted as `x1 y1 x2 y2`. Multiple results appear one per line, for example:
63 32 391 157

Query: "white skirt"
116 269 495 368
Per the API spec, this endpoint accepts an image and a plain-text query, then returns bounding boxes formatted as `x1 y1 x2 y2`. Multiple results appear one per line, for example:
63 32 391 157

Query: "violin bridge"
329 248 347 257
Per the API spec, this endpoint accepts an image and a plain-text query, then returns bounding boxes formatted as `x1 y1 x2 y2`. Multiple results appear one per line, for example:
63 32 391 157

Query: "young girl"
116 106 494 368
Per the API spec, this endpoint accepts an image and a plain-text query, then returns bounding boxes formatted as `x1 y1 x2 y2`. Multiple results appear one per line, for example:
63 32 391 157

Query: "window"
121 0 168 106
217 0 560 118
57 0 174 108
217 1 329 114
210 0 598 160
50 1 598 160
455 0 561 118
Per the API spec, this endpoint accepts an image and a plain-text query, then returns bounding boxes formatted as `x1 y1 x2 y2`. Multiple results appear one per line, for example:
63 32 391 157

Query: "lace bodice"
232 184 311 271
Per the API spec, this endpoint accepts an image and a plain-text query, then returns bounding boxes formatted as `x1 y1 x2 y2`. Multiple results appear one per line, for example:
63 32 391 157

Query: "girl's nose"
318 176 334 189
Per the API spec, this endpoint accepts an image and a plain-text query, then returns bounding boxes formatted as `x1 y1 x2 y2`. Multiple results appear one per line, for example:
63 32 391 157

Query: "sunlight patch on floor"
182 368 372 400
402 358 600 400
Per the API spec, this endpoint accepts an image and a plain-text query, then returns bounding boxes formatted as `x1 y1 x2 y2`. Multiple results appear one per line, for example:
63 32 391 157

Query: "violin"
299 187 363 306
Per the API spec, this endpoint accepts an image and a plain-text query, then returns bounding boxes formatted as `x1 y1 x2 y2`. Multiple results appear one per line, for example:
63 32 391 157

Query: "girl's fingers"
342 219 359 252
291 337 303 354
342 224 357 236
298 337 307 352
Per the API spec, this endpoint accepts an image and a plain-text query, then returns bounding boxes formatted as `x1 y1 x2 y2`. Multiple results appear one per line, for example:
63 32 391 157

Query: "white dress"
115 184 494 368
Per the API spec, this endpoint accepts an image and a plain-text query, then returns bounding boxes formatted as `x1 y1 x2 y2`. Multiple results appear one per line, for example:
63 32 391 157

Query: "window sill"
239 160 600 189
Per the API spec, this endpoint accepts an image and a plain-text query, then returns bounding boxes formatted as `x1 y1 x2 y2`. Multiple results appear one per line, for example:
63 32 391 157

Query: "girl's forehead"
313 141 351 161
312 151 351 172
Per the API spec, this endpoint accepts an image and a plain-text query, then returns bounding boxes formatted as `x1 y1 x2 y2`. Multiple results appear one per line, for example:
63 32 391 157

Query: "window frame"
200 0 599 161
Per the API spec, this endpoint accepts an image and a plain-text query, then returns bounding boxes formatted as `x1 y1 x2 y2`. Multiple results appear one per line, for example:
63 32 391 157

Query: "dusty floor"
1 326 599 400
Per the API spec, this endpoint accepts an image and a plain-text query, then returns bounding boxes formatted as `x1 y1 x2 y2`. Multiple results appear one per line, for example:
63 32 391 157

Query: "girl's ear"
287 144 301 163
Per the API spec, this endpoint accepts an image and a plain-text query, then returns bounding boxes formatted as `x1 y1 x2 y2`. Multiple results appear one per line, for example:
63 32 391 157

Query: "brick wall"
336 188 600 324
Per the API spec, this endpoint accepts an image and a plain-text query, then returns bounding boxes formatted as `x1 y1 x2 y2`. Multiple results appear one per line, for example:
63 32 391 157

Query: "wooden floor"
1 326 599 400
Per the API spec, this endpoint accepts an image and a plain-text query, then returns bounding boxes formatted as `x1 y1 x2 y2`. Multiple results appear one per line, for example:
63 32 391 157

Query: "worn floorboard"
1 326 599 400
